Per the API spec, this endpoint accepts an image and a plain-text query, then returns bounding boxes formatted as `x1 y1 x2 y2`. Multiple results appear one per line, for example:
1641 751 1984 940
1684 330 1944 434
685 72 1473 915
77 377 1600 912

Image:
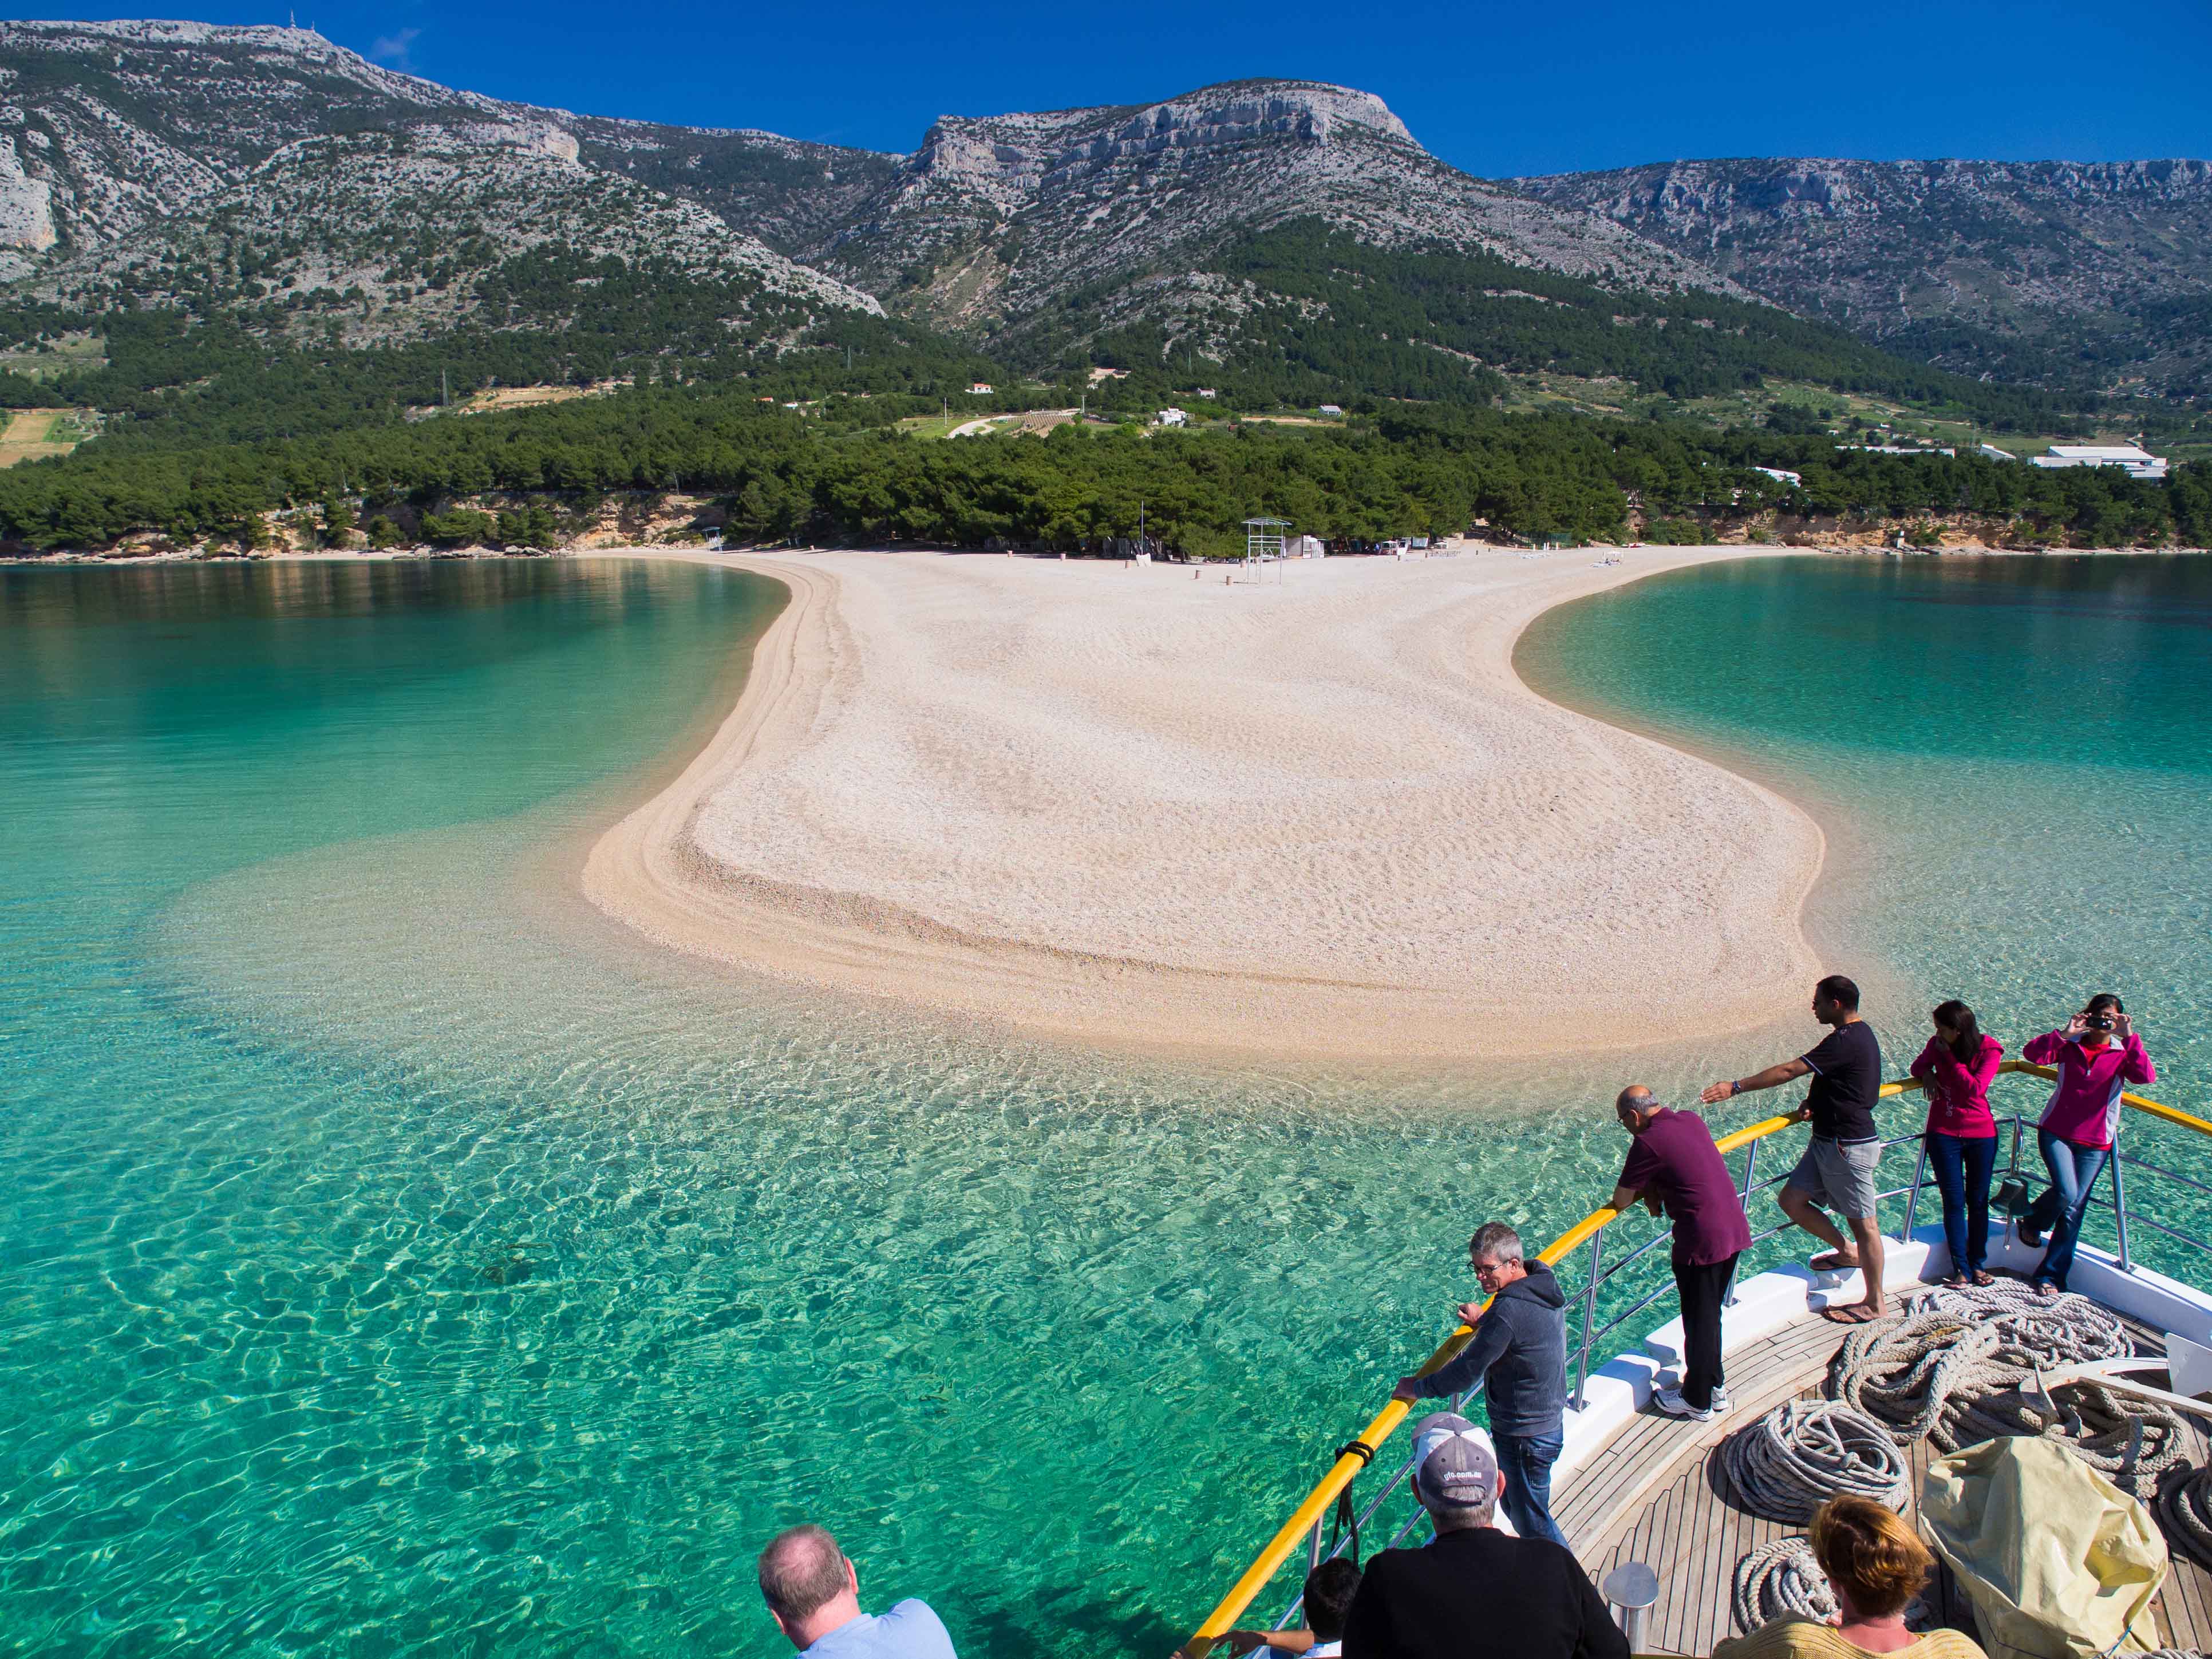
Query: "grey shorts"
1787 1136 1882 1219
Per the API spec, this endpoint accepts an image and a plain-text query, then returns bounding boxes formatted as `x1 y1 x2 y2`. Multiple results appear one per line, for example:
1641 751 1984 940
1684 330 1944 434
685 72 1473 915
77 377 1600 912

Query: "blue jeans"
1925 1132 1997 1276
2029 1129 2111 1291
1494 1429 1567 1548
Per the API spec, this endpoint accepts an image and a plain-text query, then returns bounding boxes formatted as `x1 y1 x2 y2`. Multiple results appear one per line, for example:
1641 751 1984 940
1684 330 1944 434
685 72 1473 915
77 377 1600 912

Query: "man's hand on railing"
1390 1374 1424 1403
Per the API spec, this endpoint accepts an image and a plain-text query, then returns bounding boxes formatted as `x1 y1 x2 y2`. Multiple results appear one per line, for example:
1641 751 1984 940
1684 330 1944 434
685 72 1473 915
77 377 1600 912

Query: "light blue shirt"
799 1599 957 1659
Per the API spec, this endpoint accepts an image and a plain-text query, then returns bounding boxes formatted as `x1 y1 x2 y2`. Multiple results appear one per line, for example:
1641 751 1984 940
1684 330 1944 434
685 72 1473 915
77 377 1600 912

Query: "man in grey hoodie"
1392 1222 1570 1547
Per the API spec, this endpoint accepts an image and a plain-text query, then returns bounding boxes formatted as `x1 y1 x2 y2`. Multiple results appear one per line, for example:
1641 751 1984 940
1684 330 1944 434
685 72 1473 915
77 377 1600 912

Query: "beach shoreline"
578 544 1836 1065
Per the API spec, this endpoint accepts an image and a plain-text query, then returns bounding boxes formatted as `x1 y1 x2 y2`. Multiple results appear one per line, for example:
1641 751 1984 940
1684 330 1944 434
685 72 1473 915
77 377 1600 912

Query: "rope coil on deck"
1731 1535 1933 1635
1721 1399 1912 1523
2158 1466 2212 1573
1732 1536 1838 1632
1823 1283 2186 1495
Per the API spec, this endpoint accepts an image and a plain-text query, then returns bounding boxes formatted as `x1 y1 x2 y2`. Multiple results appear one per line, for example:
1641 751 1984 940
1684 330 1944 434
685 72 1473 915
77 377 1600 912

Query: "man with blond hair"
756 1524 957 1658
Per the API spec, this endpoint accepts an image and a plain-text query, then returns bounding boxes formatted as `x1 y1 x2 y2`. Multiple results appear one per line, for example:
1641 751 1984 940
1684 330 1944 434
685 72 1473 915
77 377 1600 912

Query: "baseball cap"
1409 1412 1498 1514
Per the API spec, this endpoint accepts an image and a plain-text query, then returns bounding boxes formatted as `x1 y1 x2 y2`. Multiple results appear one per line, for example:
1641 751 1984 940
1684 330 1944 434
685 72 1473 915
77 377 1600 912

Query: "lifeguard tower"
1239 517 1290 584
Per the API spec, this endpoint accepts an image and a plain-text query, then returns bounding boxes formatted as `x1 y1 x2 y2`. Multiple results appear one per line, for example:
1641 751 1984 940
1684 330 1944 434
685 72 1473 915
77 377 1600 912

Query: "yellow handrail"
1182 1062 2208 1654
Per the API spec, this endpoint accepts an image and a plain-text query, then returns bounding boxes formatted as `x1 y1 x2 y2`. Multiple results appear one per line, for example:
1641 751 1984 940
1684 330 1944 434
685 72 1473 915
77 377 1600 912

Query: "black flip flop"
1810 1253 1861 1273
1822 1304 1880 1325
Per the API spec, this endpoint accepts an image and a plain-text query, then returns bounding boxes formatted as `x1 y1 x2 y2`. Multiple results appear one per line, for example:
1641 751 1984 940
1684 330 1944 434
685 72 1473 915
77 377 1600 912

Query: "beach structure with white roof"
2032 444 2169 481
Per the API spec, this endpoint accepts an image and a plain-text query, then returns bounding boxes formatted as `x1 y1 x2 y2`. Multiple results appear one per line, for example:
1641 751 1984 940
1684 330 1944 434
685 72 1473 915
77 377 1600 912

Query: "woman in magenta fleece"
2020 993 2156 1294
1910 1001 2003 1288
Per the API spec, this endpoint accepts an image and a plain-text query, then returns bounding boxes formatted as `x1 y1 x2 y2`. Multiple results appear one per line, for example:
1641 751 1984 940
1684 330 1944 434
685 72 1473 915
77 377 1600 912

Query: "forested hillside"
1037 224 2102 431
0 22 2202 562
2 386 2201 556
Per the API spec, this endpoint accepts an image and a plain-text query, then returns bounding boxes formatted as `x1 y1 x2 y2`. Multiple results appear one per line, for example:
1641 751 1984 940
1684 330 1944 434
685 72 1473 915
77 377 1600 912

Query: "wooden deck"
1563 1297 2212 1656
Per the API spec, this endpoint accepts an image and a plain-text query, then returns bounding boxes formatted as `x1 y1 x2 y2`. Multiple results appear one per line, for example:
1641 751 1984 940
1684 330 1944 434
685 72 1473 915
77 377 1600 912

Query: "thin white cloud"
368 27 421 71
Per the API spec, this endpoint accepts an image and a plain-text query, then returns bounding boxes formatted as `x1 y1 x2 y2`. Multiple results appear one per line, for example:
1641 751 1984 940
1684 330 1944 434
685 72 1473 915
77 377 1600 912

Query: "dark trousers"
1673 1253 1740 1412
1925 1131 1997 1276
1493 1429 1567 1548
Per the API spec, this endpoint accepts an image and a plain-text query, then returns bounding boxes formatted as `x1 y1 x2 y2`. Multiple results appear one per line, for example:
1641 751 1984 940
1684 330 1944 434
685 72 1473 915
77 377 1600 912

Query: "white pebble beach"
583 544 1826 1064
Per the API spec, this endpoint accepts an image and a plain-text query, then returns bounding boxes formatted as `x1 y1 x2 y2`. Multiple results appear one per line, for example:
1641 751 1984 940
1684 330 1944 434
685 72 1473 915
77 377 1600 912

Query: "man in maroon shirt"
1606 1086 1753 1424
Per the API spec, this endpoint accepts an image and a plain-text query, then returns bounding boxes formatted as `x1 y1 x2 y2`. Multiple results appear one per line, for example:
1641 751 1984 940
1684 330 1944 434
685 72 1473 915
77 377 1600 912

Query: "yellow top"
1712 1618 1989 1659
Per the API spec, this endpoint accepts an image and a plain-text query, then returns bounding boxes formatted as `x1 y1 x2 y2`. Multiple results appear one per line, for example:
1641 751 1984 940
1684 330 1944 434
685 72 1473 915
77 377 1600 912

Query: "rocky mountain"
1 20 2198 416
1514 157 2212 398
799 81 1739 340
0 19 883 331
30 125 880 346
0 25 1733 362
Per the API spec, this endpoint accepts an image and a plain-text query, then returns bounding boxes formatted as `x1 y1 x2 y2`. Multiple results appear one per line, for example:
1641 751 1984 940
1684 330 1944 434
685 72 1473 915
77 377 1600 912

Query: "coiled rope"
2158 1464 2212 1573
1731 1535 1933 1635
1732 1536 1838 1632
1823 1283 2185 1494
1721 1399 1912 1523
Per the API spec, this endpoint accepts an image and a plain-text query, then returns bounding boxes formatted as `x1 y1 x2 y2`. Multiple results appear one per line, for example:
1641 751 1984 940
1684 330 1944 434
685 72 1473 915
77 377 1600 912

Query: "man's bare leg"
1847 1215 1886 1314
1779 1185 1852 1259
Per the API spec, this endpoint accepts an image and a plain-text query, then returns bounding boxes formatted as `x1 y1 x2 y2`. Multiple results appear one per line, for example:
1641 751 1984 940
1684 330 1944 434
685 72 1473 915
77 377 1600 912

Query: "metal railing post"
1574 1226 1606 1411
1306 1518 1323 1575
1727 1138 1760 1308
2110 1150 2133 1273
2005 1114 2025 1247
1902 1135 1928 1245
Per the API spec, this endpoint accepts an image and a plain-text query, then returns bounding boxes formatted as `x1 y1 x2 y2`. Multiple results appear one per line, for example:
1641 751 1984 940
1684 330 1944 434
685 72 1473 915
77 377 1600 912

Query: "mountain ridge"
1512 155 2212 397
0 19 2203 410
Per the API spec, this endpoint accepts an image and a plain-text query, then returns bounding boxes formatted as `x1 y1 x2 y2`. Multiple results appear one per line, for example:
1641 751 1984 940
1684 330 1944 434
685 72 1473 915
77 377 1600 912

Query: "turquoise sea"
3 552 2209 1658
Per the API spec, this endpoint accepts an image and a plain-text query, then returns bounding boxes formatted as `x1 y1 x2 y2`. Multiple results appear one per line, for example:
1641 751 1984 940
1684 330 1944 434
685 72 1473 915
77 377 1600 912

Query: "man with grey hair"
1340 1413 1626 1659
756 1524 957 1658
1390 1221 1569 1546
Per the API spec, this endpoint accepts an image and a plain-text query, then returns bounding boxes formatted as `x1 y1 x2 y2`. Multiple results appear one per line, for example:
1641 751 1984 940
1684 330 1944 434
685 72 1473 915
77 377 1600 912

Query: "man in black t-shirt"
1701 975 1888 1325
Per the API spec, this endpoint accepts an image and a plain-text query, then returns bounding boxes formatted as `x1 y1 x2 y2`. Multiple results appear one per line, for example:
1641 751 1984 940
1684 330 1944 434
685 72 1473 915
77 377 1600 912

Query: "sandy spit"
582 546 1827 1064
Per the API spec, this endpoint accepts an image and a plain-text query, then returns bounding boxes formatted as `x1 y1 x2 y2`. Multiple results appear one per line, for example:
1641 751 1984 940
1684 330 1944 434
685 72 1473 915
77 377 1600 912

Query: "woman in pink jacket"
2020 993 2156 1294
1910 1001 2003 1288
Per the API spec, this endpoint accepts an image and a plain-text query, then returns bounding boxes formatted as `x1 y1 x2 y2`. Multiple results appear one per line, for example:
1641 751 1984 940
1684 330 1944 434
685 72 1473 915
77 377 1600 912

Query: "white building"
1752 467 1802 486
1155 407 1189 428
1839 444 1956 457
1317 404 1344 417
1195 388 1218 399
2030 444 2168 481
968 381 994 394
1978 444 2017 461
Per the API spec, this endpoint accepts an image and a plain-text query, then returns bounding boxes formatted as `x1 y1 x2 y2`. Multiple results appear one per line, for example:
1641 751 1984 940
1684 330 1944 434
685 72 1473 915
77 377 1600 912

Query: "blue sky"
17 0 2212 176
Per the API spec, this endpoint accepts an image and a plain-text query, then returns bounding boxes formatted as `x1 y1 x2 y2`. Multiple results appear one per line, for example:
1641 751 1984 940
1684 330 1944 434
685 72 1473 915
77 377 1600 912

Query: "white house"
1978 444 2017 461
968 381 994 394
1317 404 1344 417
2031 444 2168 481
1155 407 1189 428
1195 388 1218 400
1752 467 1802 487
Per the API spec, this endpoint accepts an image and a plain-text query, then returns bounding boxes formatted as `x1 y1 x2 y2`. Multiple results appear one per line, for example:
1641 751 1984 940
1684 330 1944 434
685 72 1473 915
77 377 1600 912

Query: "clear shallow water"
4 555 2210 1658
1520 554 2212 1104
